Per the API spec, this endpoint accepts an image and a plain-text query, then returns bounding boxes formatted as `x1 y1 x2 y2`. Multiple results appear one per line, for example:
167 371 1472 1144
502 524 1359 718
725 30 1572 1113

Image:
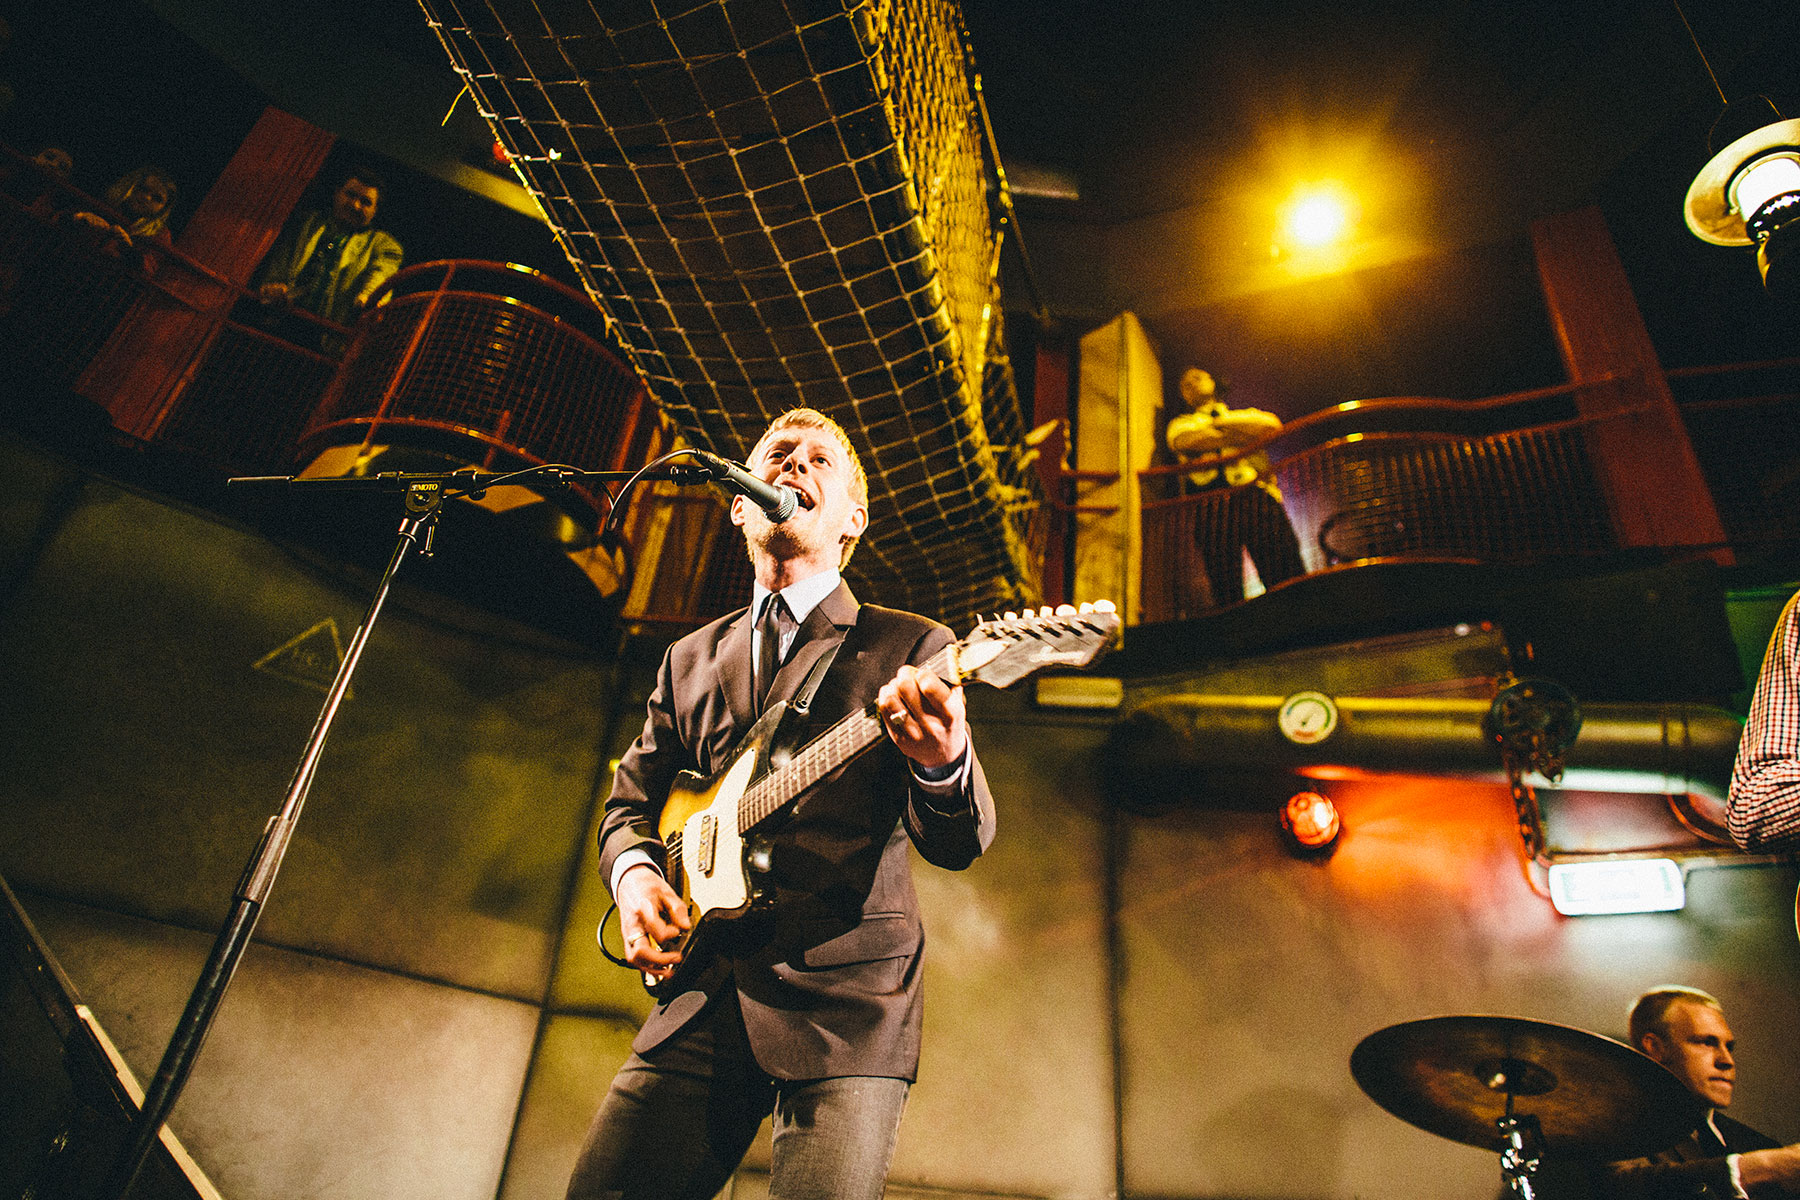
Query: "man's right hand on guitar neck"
618 863 692 981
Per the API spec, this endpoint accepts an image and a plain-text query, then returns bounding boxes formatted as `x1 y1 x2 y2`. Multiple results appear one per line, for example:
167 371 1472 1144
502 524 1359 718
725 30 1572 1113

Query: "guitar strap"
788 636 841 717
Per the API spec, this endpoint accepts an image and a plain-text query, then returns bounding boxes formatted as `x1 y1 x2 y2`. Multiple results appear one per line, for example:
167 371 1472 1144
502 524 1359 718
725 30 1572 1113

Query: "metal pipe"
1120 695 1743 799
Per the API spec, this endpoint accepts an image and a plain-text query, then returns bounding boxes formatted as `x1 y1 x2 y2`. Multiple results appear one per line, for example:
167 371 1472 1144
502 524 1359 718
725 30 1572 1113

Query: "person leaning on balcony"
1728 589 1800 852
1 144 76 216
68 165 176 273
254 167 402 344
1164 367 1306 606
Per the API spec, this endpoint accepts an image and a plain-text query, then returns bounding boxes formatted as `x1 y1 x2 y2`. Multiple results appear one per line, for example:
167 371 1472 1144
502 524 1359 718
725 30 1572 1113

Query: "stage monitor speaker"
0 876 224 1200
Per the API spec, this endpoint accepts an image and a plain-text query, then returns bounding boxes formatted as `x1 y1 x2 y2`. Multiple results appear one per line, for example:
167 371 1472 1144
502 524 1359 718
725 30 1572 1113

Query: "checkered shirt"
1729 589 1800 852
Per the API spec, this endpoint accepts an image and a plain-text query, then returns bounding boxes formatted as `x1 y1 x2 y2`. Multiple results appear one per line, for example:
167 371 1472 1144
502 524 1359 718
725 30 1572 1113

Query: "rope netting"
418 0 1040 626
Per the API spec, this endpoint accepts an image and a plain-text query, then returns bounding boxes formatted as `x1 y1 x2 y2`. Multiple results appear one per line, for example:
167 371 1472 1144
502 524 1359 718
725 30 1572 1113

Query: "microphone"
691 451 798 522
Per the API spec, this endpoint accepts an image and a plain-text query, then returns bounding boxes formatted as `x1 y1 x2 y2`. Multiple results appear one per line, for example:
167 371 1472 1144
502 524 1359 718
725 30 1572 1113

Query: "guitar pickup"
697 813 716 875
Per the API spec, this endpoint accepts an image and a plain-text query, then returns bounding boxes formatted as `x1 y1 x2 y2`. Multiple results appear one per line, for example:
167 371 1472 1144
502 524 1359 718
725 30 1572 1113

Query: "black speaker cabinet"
0 876 221 1200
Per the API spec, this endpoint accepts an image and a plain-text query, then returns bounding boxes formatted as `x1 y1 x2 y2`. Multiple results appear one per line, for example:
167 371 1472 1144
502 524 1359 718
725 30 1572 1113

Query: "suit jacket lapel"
768 580 859 707
720 605 758 730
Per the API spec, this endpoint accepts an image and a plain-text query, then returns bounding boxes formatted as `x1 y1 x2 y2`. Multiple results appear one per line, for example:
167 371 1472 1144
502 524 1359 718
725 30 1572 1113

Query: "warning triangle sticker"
253 618 350 697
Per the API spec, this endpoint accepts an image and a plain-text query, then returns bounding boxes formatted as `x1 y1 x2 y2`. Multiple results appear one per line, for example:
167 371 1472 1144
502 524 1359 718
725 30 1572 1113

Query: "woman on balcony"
68 165 177 273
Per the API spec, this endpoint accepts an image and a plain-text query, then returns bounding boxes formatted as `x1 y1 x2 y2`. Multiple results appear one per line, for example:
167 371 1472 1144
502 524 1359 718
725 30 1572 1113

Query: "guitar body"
645 701 788 997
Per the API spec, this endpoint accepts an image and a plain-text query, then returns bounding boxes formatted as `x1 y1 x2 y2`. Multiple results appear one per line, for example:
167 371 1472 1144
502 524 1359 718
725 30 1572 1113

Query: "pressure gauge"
1278 691 1339 744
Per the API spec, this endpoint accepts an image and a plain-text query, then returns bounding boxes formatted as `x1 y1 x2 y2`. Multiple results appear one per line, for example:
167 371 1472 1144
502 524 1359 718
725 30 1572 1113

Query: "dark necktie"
755 595 795 710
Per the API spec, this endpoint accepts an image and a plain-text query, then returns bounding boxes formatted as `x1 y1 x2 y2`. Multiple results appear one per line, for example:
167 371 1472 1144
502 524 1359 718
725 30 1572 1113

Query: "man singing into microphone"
565 407 996 1200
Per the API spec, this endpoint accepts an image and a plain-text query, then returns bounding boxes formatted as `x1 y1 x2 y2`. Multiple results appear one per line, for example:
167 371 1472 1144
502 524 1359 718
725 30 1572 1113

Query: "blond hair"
1628 986 1722 1050
104 166 176 241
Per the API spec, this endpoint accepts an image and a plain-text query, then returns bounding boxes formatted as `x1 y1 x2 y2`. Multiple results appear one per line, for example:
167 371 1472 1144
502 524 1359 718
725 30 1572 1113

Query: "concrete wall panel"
25 894 538 1200
1116 775 1800 1199
0 477 610 1000
891 703 1118 1197
500 1014 638 1200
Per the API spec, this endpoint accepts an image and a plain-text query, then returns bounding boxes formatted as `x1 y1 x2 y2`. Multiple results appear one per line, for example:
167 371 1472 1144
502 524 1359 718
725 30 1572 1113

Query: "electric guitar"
605 602 1120 997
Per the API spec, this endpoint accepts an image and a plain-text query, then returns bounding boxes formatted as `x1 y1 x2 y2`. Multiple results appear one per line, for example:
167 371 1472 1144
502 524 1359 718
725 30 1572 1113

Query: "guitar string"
737 641 958 830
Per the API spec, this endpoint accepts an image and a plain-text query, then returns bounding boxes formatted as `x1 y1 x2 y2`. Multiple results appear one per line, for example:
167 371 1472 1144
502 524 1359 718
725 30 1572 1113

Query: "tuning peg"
1003 611 1018 621
1055 604 1076 616
1078 602 1093 614
1093 599 1117 614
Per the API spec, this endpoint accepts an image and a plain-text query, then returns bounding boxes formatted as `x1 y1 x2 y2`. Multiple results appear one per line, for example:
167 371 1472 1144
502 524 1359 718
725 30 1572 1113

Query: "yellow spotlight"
1280 790 1342 853
1279 185 1354 249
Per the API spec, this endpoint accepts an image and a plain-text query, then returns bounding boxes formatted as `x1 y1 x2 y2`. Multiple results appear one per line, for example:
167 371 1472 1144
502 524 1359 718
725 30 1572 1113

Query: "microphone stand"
97 461 696 1199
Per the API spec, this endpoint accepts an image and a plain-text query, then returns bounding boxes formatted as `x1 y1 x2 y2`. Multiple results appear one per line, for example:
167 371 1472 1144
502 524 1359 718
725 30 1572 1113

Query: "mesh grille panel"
308 288 645 477
1139 420 1623 622
1679 391 1800 559
161 324 338 472
1278 424 1617 566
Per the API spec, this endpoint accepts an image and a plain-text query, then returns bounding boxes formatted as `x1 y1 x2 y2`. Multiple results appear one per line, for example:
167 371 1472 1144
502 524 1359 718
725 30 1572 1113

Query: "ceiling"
962 0 1788 283
958 0 1800 409
38 0 1790 412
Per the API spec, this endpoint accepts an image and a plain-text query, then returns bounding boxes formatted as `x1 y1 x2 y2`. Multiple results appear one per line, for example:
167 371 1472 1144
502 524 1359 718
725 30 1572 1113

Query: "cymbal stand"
1495 1093 1545 1199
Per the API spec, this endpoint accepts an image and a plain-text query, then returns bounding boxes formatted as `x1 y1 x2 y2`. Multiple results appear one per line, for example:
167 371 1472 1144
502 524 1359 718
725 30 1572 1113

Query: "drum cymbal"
1351 1015 1705 1160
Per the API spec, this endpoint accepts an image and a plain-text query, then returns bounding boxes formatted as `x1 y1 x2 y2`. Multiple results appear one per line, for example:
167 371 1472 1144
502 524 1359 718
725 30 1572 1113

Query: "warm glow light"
1280 185 1353 249
1545 859 1685 916
1281 790 1342 851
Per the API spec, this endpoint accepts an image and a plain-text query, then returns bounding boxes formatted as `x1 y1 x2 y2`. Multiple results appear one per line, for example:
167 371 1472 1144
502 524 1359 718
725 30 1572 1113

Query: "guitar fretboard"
737 641 957 831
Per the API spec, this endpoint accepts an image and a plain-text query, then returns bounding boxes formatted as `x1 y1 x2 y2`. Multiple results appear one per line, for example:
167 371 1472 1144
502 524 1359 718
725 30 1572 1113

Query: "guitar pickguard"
658 702 788 927
673 746 757 916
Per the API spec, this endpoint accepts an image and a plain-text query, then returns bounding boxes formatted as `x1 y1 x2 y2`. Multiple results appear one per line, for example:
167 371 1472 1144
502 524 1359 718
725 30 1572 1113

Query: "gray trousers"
565 988 910 1200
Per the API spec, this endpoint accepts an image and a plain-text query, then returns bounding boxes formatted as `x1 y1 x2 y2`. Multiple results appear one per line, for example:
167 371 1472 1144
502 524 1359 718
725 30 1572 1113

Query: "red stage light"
1281 791 1342 852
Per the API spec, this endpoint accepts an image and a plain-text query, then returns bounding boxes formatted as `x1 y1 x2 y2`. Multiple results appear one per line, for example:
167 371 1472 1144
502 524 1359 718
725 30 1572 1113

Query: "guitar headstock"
950 601 1120 689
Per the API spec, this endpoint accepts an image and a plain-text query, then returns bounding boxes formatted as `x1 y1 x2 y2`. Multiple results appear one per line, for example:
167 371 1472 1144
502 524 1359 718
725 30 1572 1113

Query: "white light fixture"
1546 858 1685 916
1684 117 1800 295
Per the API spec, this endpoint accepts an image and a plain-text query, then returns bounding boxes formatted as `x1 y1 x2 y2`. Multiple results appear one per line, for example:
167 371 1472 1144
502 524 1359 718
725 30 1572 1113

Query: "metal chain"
1486 673 1582 866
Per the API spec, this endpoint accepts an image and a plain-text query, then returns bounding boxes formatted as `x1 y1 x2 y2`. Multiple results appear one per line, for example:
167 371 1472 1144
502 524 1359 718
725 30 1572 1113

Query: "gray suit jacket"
258 210 403 325
598 580 995 1081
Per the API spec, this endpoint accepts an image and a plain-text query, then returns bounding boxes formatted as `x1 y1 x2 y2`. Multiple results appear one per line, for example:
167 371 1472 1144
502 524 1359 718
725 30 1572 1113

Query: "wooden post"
1033 336 1072 607
1530 206 1731 562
